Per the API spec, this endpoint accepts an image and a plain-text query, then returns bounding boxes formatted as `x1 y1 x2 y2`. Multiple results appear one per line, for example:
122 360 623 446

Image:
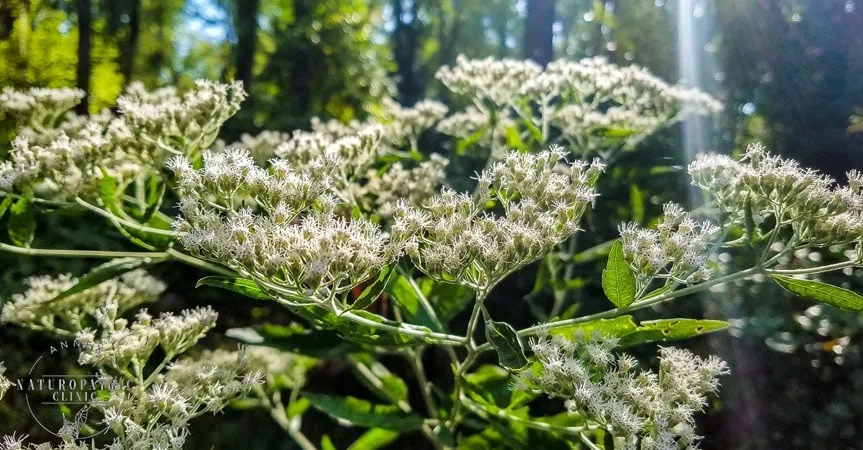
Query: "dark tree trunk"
234 0 260 94
121 0 141 85
392 0 422 105
523 0 555 66
76 0 92 114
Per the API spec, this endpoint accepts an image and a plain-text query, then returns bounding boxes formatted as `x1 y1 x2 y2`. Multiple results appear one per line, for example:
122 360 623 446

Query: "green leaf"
321 435 336 450
386 273 441 331
743 194 756 243
226 323 366 358
348 429 400 450
50 257 153 303
418 277 473 325
571 239 615 264
348 266 394 312
629 184 644 223
286 397 311 419
350 353 409 404
8 196 36 247
196 276 270 300
305 393 425 431
98 168 123 216
456 126 488 155
140 177 166 222
0 196 14 220
485 320 529 371
548 316 638 340
618 319 730 347
601 241 636 308
770 275 863 312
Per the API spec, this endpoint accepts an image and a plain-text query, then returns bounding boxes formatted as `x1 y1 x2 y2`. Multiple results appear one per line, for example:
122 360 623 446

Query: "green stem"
165 248 238 277
75 197 178 237
0 242 168 259
460 394 599 436
447 295 486 431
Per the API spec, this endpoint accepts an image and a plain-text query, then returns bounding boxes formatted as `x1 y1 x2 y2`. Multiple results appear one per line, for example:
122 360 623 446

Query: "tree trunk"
234 0 260 94
121 0 141 85
523 0 555 66
76 0 92 114
392 0 422 105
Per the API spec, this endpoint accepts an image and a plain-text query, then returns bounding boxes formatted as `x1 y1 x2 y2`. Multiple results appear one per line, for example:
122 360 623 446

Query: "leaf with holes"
602 240 636 308
770 275 863 312
618 319 730 347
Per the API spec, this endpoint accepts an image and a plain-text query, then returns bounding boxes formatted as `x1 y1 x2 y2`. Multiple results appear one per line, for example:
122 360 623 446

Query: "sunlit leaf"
770 275 863 311
601 241 636 308
485 320 529 370
196 276 269 300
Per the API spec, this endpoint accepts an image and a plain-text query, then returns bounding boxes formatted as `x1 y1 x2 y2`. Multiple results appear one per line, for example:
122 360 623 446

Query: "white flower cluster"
1 269 165 337
689 143 863 248
171 148 396 299
437 56 722 154
216 130 292 165
356 153 449 219
436 55 543 106
516 331 729 450
274 123 385 182
98 348 262 427
0 87 84 128
377 98 448 147
117 80 246 163
0 125 109 198
619 203 719 285
0 423 190 450
0 362 11 401
76 306 217 368
393 147 603 289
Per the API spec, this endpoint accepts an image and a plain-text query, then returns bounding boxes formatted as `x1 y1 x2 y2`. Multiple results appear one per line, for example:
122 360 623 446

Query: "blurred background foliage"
1 0 863 449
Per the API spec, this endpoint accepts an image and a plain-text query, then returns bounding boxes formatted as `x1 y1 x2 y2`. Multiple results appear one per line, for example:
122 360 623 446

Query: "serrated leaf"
196 276 270 300
348 429 400 450
485 320 528 370
305 393 425 431
50 258 153 303
98 168 123 216
770 275 863 311
418 277 473 325
618 319 730 347
743 194 756 243
348 266 393 312
601 241 636 308
8 196 36 247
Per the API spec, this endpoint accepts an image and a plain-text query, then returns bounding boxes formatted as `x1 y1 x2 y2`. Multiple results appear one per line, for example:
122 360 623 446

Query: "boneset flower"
0 87 85 128
436 55 543 106
377 98 449 147
0 362 11 401
516 331 729 449
1 270 165 337
689 142 863 248
172 147 396 301
619 203 720 285
393 146 603 289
